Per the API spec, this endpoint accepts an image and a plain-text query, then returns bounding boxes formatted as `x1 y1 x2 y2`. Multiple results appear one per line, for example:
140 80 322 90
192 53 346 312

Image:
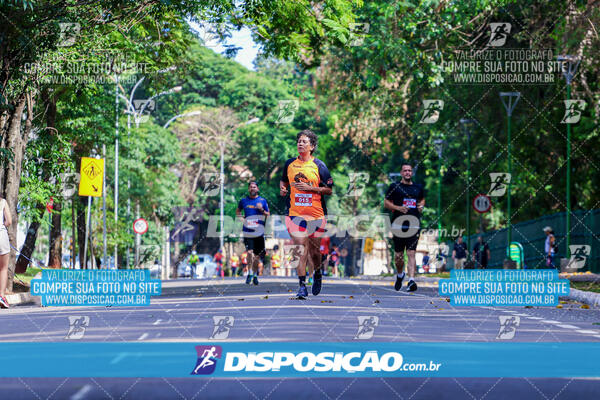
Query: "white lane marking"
526 317 544 320
557 324 580 329
513 313 530 317
137 333 149 340
594 335 600 339
576 330 599 335
70 384 93 400
152 319 162 325
541 320 561 324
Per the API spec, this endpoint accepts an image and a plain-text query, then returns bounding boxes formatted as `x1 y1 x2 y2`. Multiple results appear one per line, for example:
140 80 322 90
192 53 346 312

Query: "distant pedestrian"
188 251 199 279
452 236 468 270
422 251 430 271
543 226 557 268
473 236 491 269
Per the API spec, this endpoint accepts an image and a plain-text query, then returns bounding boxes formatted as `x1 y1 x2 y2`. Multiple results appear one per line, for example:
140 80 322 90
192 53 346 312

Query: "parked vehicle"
177 254 218 278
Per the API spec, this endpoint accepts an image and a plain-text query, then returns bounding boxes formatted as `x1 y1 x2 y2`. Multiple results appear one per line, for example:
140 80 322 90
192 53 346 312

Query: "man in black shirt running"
384 164 425 292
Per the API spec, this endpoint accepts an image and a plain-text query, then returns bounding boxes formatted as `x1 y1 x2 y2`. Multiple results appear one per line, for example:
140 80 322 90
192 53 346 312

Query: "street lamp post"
499 92 520 256
118 81 182 268
433 139 445 244
163 111 204 129
114 75 119 269
558 55 580 257
460 119 475 252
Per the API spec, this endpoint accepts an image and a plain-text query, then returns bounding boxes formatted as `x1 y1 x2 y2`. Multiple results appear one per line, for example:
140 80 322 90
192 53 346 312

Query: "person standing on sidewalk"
0 197 12 309
452 236 468 270
543 226 557 268
473 235 491 269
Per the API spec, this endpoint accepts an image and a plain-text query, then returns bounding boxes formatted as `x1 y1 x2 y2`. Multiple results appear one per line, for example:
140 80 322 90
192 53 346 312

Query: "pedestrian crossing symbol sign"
79 157 104 197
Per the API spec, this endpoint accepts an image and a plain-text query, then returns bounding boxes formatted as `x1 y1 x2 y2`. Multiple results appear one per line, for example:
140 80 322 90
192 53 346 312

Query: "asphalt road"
1 276 599 399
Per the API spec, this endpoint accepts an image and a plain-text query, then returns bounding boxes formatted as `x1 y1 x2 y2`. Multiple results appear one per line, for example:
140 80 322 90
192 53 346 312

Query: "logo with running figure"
561 100 586 124
201 173 222 196
497 316 520 339
488 173 511 197
420 100 444 124
132 99 156 124
276 100 299 124
191 345 223 375
348 22 370 46
487 23 511 47
354 316 379 339
197 21 225 48
567 245 591 270
210 316 234 339
60 173 80 198
58 22 80 47
284 245 305 269
65 316 89 339
345 172 369 197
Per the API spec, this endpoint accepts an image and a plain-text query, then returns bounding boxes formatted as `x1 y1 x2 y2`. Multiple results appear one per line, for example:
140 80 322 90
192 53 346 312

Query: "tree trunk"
172 240 180 278
15 203 46 273
45 90 63 268
48 201 62 268
0 93 33 292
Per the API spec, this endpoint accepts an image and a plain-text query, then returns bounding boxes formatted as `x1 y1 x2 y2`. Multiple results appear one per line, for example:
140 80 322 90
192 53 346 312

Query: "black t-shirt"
473 242 489 262
385 181 425 221
454 242 467 259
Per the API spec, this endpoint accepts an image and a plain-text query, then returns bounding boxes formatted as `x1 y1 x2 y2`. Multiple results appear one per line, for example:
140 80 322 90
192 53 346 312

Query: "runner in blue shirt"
236 182 270 285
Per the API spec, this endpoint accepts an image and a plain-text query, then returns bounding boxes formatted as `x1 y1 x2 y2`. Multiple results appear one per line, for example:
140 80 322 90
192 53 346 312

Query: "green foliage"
316 0 600 236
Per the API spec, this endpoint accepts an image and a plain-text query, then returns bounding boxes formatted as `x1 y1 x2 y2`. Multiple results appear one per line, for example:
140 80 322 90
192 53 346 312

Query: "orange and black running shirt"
281 157 334 220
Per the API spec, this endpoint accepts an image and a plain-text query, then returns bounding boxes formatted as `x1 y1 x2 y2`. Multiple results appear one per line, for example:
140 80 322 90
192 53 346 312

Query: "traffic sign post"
364 238 374 254
473 194 492 214
133 218 149 235
78 157 105 269
79 157 105 197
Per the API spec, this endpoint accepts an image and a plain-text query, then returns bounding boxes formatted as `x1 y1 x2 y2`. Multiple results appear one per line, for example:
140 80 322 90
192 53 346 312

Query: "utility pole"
499 92 520 256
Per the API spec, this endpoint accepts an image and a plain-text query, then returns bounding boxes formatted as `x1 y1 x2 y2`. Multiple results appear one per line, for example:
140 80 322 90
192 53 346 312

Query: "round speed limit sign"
473 194 492 214
133 218 149 234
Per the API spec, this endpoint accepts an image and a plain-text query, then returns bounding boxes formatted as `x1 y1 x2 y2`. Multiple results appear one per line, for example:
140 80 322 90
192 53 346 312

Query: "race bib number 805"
403 198 417 208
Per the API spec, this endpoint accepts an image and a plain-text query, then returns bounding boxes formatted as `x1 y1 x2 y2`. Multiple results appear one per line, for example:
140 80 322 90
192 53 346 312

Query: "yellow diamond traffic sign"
79 157 104 197
364 237 374 254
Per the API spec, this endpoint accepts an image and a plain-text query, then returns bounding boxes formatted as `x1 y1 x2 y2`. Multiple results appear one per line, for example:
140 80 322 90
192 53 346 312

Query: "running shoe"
308 276 313 286
245 274 252 285
407 280 418 292
253 275 259 285
0 296 9 309
312 272 322 296
296 285 308 299
394 273 405 291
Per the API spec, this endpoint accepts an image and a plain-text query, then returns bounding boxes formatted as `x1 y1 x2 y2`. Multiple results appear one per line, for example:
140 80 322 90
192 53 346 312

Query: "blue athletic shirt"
237 196 269 234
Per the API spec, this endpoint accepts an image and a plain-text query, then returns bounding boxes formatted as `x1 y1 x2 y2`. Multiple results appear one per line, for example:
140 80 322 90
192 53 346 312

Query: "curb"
350 275 442 283
6 291 38 307
566 288 600 307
